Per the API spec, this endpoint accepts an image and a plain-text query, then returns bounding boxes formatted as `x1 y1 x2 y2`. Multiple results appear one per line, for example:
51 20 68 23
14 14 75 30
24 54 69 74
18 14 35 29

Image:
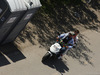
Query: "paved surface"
0 30 100 75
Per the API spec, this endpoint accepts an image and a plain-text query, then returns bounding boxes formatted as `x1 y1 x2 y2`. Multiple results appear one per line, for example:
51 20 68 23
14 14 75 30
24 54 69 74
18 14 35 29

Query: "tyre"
42 52 51 62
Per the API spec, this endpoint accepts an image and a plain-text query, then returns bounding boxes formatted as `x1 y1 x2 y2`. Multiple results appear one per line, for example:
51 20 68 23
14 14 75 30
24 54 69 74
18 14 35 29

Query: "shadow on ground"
42 58 69 74
0 43 26 67
15 0 100 66
67 34 93 66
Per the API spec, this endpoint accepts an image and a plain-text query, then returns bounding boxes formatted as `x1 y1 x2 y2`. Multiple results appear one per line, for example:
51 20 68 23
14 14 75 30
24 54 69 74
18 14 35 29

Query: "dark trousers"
57 47 67 57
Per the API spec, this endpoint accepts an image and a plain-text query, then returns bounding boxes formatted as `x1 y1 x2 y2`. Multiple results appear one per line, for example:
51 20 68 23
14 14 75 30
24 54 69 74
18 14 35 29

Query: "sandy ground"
0 29 100 75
